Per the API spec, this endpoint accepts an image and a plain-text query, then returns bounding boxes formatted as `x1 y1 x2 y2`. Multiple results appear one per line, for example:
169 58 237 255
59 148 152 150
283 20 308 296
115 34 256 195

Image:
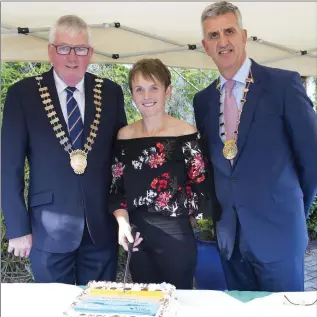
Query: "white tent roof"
1 2 317 76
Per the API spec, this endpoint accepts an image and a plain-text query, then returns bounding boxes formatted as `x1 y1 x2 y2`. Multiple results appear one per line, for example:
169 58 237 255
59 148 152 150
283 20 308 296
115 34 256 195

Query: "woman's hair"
128 58 171 91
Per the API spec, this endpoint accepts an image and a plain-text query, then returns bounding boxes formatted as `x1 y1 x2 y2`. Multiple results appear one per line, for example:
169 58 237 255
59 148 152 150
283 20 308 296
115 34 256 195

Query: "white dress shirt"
53 70 85 130
219 57 252 110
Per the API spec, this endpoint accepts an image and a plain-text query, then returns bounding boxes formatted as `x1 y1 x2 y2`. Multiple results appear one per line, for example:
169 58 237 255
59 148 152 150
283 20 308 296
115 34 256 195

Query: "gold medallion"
37 76 103 175
70 150 87 174
223 139 238 160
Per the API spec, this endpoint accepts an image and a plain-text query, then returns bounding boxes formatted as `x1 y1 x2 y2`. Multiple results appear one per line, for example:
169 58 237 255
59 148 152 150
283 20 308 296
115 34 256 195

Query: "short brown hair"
128 58 171 91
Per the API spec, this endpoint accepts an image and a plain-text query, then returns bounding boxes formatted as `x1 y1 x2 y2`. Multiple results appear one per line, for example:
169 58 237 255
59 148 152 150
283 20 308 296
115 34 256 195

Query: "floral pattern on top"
109 132 211 218
131 141 175 170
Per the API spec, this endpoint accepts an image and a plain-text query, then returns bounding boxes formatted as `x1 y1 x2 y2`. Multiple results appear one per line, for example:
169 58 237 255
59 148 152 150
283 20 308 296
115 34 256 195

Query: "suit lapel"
203 82 232 174
42 68 69 135
233 60 265 165
204 83 222 145
83 73 96 142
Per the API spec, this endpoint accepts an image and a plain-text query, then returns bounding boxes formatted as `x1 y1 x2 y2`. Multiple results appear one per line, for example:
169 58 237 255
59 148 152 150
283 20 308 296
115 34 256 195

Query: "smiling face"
48 29 93 86
131 73 171 118
202 12 247 78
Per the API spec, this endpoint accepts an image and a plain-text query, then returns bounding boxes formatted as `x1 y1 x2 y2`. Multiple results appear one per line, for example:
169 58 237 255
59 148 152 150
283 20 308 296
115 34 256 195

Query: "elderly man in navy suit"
193 1 317 291
1 15 127 284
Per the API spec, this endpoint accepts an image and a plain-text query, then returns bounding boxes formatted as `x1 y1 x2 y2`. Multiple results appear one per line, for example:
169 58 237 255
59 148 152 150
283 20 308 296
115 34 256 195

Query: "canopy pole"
249 36 316 58
1 23 315 72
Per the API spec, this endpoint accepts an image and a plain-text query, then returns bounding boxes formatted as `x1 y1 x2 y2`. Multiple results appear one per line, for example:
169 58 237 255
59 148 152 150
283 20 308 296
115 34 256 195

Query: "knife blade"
123 225 137 293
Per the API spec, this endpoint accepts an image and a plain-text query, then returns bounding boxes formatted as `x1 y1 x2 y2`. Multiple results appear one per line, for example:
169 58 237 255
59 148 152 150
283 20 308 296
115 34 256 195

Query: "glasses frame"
51 44 90 56
284 295 317 306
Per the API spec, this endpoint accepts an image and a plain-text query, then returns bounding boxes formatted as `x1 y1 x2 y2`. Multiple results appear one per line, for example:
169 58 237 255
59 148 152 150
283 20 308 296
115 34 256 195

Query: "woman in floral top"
109 59 219 289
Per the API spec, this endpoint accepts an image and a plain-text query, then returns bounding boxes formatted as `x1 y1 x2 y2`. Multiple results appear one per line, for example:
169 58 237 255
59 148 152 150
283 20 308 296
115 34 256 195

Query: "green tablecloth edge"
225 290 272 303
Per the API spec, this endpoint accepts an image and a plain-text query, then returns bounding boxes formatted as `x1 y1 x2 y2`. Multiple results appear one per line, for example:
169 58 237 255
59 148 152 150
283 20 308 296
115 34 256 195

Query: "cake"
64 281 177 317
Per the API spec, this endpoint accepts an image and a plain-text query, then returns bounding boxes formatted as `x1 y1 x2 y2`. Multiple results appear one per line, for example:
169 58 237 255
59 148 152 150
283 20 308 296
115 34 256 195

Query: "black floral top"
109 132 211 218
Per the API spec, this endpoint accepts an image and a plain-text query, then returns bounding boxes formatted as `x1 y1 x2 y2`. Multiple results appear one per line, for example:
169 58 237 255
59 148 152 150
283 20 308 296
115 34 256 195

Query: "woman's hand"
189 215 197 228
118 221 143 252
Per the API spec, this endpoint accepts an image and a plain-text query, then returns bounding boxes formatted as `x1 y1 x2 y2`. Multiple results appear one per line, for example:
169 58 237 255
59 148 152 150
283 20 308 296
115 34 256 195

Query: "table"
1 283 316 317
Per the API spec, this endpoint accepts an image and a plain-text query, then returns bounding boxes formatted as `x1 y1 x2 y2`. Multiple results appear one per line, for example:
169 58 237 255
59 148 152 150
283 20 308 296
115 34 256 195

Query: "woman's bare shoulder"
171 117 197 135
117 120 141 140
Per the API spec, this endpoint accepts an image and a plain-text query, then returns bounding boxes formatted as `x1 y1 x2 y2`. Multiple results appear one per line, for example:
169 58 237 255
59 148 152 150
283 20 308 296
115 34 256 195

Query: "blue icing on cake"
74 308 156 316
73 297 160 316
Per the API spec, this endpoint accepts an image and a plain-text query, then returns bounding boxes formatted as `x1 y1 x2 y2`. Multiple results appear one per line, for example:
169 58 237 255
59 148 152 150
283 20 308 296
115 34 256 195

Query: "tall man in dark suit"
1 15 127 284
193 2 317 291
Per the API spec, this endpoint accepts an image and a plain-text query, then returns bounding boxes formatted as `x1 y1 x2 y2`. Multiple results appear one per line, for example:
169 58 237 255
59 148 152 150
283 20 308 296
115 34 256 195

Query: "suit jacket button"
231 178 236 182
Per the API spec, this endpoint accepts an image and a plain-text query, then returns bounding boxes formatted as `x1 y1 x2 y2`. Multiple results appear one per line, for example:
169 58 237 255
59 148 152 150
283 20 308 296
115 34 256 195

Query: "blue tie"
66 87 83 150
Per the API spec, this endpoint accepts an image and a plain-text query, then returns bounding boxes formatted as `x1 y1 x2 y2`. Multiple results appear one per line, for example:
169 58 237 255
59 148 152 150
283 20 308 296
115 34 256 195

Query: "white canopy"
1 2 316 76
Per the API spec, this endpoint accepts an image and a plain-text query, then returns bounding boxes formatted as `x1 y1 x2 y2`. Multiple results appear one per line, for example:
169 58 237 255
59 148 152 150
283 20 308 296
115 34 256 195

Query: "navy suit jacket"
193 60 317 262
1 69 127 253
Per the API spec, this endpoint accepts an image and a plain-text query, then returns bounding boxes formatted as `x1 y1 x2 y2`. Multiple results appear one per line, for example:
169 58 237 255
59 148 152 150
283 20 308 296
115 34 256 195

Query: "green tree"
167 68 218 122
88 64 141 124
1 63 51 123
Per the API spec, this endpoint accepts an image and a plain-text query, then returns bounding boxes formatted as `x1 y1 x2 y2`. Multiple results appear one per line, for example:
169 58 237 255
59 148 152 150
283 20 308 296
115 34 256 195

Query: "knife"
123 225 137 293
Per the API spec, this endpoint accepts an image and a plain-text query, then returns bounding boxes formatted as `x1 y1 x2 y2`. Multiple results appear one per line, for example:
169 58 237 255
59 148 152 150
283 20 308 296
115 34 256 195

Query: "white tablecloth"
1 283 316 317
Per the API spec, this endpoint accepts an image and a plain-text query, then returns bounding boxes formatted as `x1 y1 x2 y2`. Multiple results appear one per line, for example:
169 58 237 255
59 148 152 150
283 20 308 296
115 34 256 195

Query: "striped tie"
66 87 83 150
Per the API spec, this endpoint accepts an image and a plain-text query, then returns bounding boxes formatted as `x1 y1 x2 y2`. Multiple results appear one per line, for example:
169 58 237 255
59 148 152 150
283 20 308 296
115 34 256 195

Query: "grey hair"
201 1 243 30
49 15 91 45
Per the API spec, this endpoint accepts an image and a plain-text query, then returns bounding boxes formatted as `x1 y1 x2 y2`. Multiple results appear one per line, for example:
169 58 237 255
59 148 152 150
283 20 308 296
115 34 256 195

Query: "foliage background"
1 62 316 282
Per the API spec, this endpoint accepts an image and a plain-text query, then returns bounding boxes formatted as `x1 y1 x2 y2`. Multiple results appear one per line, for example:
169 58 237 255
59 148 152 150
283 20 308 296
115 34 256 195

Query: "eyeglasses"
284 295 317 306
51 44 90 56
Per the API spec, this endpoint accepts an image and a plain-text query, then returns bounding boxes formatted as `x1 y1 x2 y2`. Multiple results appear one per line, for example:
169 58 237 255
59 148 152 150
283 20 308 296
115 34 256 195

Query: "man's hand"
8 234 32 257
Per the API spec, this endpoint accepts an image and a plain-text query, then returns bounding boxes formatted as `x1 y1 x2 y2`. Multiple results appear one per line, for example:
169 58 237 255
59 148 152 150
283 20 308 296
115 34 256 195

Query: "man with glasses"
1 15 127 284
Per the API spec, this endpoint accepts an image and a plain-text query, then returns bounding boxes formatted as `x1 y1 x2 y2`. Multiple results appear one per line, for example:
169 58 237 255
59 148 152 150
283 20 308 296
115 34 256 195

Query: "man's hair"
49 15 91 45
128 58 171 91
201 1 243 30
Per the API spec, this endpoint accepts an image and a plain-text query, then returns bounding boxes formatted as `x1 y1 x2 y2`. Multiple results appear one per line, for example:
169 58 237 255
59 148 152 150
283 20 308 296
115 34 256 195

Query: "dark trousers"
30 223 118 285
220 223 305 292
129 213 197 290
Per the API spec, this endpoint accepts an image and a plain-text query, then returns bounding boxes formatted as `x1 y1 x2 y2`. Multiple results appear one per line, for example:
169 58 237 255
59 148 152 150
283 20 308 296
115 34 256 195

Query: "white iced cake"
64 281 177 317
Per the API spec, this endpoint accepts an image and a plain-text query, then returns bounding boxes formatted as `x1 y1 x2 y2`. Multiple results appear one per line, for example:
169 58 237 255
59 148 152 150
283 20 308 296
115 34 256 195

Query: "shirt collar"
219 57 251 91
53 69 85 94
